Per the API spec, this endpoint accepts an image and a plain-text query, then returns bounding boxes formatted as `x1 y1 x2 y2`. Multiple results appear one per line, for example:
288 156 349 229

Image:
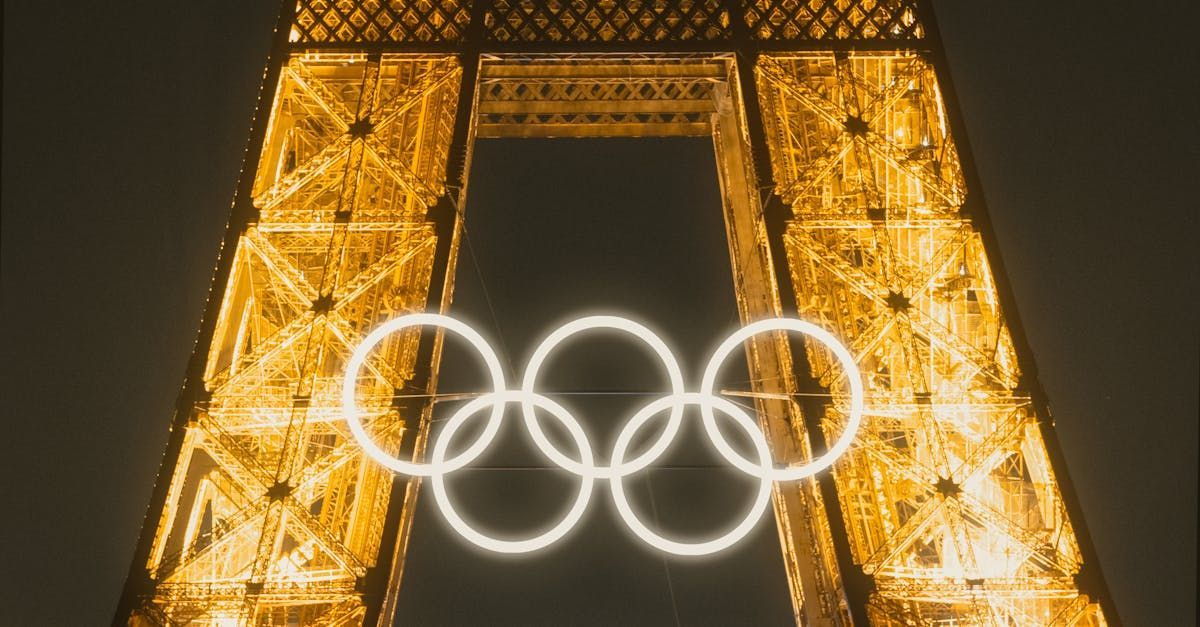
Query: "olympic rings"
342 314 864 556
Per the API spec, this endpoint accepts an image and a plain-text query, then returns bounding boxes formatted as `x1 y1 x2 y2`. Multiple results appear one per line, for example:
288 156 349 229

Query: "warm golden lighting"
761 52 1107 625
120 2 1112 625
133 54 460 624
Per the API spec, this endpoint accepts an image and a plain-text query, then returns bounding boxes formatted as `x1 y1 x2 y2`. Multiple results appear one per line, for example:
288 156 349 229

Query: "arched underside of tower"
115 2 1117 625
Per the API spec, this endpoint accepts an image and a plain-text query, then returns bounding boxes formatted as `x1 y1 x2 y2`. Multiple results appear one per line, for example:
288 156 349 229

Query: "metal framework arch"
115 1 1118 625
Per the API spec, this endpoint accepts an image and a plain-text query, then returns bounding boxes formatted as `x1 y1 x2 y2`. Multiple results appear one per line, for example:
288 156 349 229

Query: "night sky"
2 1 1196 625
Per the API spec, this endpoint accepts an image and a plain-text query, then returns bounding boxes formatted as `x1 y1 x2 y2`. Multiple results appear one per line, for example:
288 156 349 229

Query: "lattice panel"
134 53 460 625
786 220 1100 625
484 0 731 42
757 52 963 220
291 0 472 43
253 53 460 225
745 0 924 41
765 50 1106 625
477 55 725 137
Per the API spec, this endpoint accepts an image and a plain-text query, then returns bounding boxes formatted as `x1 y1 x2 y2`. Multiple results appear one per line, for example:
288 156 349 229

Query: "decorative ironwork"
119 1 1116 625
477 54 725 137
484 0 731 43
745 0 924 41
291 0 473 43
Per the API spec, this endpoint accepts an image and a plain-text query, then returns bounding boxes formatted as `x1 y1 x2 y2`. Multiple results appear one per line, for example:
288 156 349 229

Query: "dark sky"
2 1 1196 625
395 137 795 625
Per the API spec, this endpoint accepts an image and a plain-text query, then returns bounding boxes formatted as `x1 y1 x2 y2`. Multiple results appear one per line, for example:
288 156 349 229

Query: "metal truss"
126 53 461 625
477 53 728 137
117 1 1116 625
759 51 1107 625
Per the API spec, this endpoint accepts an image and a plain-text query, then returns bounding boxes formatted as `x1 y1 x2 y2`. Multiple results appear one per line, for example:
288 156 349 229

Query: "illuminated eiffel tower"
115 1 1118 624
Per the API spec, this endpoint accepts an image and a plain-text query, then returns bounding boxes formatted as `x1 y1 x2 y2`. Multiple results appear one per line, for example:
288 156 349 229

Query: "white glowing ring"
431 391 595 554
609 393 774 556
342 313 863 556
521 316 685 479
698 318 865 481
342 313 506 477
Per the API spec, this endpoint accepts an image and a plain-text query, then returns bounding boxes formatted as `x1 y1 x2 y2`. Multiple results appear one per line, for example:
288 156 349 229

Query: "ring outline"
698 318 865 482
520 315 685 479
342 313 506 477
431 391 595 554
609 393 774 556
341 314 863 555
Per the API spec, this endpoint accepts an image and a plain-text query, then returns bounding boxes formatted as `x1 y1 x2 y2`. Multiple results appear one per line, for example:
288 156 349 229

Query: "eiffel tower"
115 1 1118 624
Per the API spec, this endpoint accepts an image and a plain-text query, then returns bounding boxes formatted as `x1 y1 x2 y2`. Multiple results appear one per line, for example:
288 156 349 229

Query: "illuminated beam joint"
757 54 965 216
256 137 353 211
332 231 435 305
292 419 402 498
834 401 1053 577
159 439 375 588
243 228 320 306
362 140 441 208
157 499 270 581
785 226 1017 387
210 232 435 396
285 64 356 130
756 57 847 130
368 62 460 133
210 312 316 394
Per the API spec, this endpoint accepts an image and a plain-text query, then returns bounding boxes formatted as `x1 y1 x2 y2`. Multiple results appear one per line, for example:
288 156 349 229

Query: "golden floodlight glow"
116 6 1119 617
341 313 865 556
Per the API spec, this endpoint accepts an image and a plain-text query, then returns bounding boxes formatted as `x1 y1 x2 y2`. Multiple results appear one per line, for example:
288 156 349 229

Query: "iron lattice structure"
116 1 1117 625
